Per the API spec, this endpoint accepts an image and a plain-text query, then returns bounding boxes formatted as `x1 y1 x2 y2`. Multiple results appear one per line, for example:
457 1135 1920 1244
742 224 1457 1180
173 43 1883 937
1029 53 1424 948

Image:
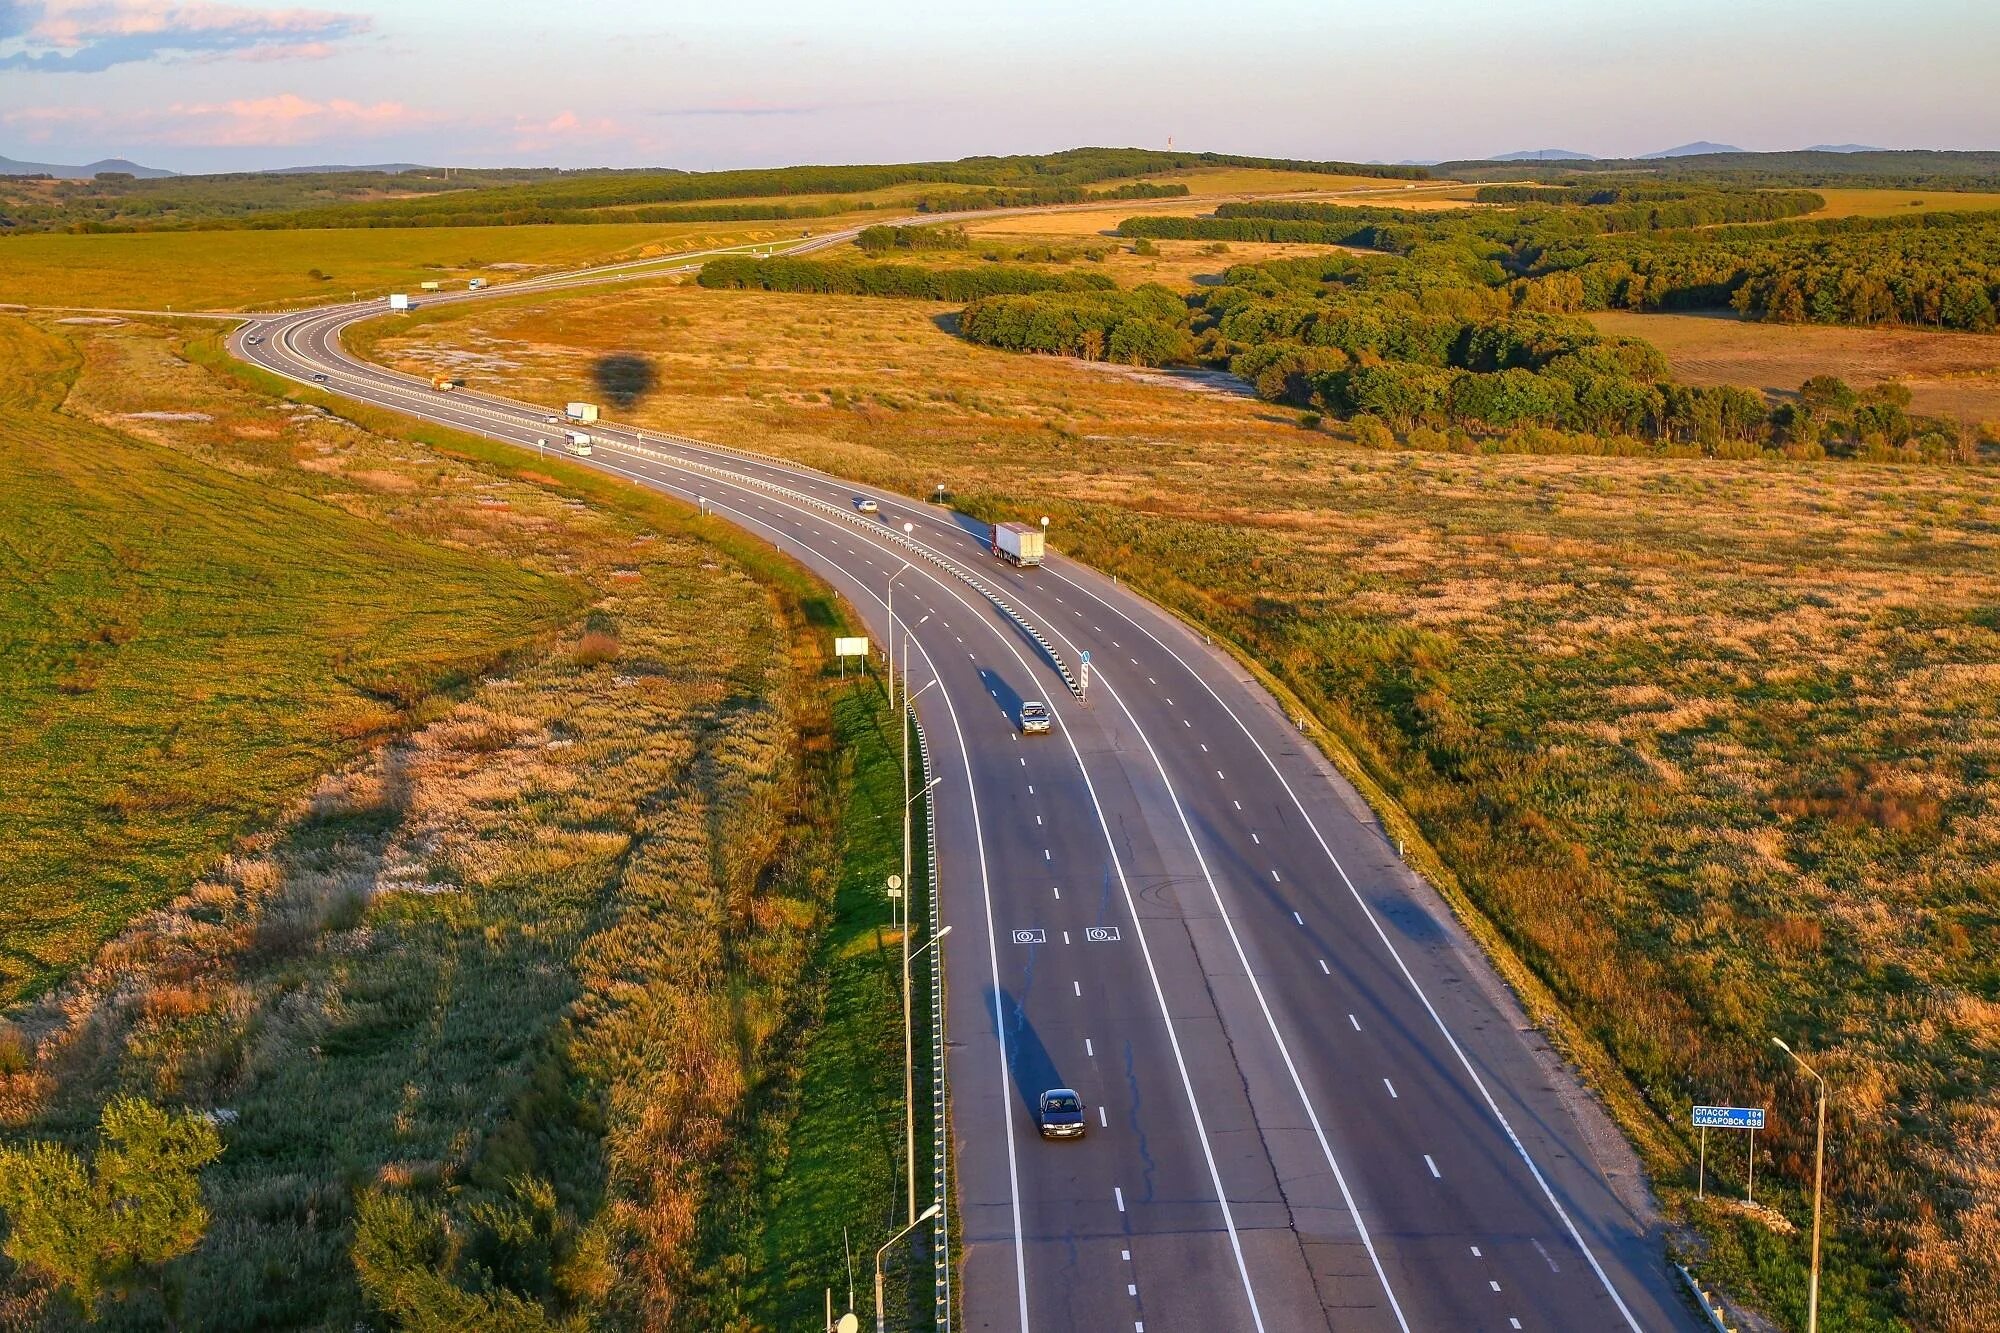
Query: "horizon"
2 0 1996 175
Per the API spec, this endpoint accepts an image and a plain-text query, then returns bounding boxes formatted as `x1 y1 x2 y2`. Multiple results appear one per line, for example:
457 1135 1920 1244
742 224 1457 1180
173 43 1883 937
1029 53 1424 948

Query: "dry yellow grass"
1588 309 2000 424
372 279 2000 1327
0 315 869 1326
1809 186 2000 218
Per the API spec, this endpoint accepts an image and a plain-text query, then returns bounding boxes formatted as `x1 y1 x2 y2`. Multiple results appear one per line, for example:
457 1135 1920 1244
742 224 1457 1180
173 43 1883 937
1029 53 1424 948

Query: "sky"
2 0 1997 173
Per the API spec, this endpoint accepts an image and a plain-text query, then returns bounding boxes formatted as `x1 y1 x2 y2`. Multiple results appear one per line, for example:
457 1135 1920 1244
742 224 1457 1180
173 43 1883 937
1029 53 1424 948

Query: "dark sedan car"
1037 1088 1086 1139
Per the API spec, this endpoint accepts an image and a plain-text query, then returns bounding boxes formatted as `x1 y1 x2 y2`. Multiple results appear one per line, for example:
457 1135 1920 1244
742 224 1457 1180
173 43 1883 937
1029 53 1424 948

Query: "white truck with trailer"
564 431 593 457
565 402 599 424
991 521 1044 567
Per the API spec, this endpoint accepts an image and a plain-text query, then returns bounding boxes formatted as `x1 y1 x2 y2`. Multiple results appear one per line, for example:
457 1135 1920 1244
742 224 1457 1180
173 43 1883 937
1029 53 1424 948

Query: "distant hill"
1490 148 1596 162
1805 144 1886 154
0 153 176 179
265 163 432 175
1640 141 1746 159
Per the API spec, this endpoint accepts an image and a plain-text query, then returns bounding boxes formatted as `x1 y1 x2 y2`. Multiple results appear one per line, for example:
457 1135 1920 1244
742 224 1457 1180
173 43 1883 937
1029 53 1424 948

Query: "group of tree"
698 255 1115 301
1118 193 2000 334
957 284 1194 365
855 222 970 252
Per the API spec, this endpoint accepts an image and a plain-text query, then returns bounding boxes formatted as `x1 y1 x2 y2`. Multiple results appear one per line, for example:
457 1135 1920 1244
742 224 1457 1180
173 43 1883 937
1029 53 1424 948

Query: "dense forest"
697 255 1116 301
1439 148 2000 192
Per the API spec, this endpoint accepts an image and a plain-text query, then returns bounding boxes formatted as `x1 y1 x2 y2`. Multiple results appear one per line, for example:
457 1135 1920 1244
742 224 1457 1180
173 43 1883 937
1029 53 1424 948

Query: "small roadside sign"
1692 1104 1767 1203
834 636 868 679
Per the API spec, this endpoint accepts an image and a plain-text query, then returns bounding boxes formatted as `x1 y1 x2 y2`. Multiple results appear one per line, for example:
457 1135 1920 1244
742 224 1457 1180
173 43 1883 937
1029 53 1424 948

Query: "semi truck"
991 521 1044 567
431 375 456 392
565 402 599 424
564 431 593 456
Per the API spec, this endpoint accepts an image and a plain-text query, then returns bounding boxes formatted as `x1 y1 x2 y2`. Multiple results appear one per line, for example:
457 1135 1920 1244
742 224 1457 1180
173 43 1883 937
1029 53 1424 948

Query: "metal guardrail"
1676 1263 1738 1333
914 714 951 1329
601 431 1083 701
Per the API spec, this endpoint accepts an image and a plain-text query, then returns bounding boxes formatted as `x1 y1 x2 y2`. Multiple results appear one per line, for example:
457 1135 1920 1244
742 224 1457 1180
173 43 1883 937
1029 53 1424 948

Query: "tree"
0 1098 224 1321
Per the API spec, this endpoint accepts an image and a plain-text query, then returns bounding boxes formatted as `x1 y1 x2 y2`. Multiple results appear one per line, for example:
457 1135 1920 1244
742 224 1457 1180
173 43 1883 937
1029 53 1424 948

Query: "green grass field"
0 311 922 1328
0 220 805 311
0 315 579 1007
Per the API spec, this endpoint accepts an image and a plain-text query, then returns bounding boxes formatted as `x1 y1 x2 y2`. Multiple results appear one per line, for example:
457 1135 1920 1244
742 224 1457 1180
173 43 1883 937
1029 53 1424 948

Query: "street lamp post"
885 563 909 701
874 1203 940 1333
898 624 935 1226
1773 1036 1828 1333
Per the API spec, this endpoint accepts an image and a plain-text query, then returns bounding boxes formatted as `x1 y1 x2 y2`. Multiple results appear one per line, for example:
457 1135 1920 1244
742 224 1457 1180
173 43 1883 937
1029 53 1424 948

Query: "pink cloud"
511 109 626 154
158 92 421 145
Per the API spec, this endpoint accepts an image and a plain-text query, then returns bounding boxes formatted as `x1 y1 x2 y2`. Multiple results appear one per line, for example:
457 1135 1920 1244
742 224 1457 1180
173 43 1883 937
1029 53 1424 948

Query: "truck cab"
1019 701 1050 735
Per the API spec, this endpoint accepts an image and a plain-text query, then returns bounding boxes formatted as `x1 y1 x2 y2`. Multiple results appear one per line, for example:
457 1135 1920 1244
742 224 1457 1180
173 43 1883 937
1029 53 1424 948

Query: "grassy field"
370 272 2000 1330
1809 187 2000 218
0 315 580 1008
1588 309 2000 425
0 315 917 1328
0 220 804 312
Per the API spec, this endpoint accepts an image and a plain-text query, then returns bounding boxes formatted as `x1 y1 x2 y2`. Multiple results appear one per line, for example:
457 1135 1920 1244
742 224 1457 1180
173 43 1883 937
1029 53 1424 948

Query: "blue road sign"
1693 1105 1766 1130
1081 650 1091 665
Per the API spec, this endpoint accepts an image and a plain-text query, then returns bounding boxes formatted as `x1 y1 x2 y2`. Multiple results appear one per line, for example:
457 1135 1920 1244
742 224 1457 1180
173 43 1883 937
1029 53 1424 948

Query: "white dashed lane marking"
1425 1155 1442 1179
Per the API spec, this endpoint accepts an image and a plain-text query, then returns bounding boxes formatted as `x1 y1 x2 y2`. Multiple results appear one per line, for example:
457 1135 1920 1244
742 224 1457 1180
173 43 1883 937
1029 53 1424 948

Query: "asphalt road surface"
233 244 1701 1333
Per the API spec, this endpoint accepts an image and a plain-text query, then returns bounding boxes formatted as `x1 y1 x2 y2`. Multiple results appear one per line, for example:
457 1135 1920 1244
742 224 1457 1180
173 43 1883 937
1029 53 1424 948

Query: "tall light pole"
885 562 909 701
875 1203 940 1333
898 619 935 1226
1773 1036 1828 1333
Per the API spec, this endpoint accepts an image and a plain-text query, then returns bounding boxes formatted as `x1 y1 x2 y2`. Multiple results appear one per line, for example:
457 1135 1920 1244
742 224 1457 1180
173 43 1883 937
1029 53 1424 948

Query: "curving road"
232 241 1699 1333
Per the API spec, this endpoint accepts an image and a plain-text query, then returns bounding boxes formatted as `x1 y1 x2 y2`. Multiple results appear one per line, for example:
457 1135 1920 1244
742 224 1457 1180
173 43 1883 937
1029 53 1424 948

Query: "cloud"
4 91 424 146
0 0 369 72
511 109 626 154
649 102 824 119
160 92 419 145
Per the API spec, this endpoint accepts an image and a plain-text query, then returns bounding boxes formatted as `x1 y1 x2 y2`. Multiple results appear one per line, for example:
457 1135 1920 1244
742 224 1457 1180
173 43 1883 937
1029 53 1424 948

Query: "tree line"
955 245 1981 461
1118 195 2000 333
697 255 1116 301
856 223 969 252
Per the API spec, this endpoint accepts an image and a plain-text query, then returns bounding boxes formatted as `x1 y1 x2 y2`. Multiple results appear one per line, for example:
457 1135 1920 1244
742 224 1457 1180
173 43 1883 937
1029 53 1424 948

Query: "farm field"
1809 186 2000 217
0 219 800 311
370 277 2000 1329
0 313 913 1327
1589 309 2000 423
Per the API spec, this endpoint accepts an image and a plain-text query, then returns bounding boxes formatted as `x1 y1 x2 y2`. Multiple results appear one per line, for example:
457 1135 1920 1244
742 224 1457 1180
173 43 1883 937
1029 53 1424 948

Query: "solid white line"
1033 563 1646 1329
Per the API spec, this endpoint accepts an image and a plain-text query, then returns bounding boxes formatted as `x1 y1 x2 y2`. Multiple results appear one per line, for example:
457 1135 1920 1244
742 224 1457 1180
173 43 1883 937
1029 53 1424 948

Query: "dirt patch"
1591 310 2000 423
1060 358 1255 397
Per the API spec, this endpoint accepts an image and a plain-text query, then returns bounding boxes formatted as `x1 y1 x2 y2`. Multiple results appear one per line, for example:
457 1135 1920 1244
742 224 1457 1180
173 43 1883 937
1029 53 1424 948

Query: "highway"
232 241 1701 1332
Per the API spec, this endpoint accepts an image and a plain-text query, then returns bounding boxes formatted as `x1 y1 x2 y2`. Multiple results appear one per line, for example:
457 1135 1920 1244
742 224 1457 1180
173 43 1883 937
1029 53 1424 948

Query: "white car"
854 497 879 514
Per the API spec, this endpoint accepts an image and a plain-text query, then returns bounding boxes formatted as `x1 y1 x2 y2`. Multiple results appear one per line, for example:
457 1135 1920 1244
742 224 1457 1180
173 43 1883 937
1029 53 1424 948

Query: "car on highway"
312 373 327 382
1037 1089 1086 1139
853 496 878 513
246 335 261 345
1019 701 1050 735
545 415 559 424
